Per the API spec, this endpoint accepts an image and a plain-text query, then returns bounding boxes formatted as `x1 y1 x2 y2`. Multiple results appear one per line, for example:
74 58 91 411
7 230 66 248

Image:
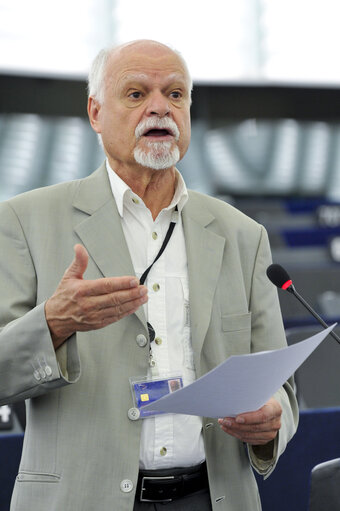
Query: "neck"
109 160 178 220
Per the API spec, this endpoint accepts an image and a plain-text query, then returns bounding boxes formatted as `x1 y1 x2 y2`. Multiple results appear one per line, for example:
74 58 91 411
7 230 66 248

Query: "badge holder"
129 375 183 418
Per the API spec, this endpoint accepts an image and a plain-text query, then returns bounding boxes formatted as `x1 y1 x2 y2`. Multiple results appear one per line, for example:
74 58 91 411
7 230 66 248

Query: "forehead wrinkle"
117 71 190 93
120 73 149 85
107 50 190 86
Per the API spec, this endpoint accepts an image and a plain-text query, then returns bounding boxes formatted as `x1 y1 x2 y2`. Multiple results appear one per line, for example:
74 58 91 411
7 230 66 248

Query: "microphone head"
266 264 293 290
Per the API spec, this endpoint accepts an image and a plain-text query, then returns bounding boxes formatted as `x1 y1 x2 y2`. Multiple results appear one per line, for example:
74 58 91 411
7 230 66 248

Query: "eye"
128 91 142 99
170 90 182 99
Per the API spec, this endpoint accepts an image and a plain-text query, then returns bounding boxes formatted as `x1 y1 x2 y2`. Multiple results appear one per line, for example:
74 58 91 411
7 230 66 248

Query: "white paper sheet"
142 324 336 418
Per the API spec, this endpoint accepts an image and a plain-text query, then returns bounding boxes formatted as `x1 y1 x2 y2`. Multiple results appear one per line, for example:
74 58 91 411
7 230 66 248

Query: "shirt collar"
105 159 188 218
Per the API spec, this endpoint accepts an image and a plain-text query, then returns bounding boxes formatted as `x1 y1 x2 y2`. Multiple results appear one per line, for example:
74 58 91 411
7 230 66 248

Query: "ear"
87 96 102 133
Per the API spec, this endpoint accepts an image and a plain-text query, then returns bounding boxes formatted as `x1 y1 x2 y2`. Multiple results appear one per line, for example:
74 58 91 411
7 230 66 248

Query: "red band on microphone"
282 280 292 290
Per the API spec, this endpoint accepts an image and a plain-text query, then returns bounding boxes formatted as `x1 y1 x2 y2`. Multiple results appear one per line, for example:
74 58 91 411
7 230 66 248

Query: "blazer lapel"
72 164 147 328
182 193 226 359
71 167 225 343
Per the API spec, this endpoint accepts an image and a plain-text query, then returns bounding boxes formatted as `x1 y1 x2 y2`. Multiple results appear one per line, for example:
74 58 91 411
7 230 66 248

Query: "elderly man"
0 40 298 511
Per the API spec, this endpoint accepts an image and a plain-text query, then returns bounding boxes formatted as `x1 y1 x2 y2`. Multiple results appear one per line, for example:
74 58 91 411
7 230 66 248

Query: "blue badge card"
130 376 183 418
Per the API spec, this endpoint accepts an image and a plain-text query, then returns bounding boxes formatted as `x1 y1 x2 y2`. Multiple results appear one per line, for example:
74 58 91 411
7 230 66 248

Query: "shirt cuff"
247 436 278 475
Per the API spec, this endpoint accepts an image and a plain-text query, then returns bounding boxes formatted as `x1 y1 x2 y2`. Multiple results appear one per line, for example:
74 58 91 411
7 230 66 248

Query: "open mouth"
143 128 173 137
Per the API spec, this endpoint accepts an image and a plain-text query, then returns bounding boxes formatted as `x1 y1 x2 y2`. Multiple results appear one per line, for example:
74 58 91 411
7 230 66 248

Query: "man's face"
88 43 192 173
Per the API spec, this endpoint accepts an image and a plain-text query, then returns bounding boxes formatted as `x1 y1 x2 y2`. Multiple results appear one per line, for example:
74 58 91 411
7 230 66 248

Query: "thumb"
63 244 89 280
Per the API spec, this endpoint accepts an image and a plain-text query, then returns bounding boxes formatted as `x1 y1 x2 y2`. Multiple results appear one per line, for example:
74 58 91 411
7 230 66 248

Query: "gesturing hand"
218 397 282 446
45 244 148 349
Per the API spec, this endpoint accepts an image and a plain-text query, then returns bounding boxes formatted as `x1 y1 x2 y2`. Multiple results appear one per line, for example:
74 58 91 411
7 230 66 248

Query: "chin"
134 145 180 170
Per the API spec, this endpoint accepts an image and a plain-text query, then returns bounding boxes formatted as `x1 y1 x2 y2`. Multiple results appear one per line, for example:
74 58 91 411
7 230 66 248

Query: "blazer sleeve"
0 201 80 405
246 226 299 478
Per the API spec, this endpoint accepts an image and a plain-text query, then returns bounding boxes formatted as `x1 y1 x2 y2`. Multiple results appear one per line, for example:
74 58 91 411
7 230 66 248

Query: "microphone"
267 263 340 345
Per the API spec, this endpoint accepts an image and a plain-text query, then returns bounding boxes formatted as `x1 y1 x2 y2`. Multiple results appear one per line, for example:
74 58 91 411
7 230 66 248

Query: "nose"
146 91 170 117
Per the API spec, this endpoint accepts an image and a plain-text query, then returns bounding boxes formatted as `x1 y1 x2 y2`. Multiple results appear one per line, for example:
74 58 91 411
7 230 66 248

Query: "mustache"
135 117 180 141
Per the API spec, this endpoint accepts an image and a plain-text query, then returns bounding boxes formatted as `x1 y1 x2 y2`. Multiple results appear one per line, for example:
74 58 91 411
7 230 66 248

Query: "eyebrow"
120 73 188 88
121 73 148 84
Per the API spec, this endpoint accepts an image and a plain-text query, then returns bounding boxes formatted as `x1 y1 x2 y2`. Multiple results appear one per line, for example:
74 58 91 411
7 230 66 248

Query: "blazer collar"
72 163 147 329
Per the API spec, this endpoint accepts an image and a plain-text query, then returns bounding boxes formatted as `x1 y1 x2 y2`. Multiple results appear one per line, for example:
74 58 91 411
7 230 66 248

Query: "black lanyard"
140 206 178 345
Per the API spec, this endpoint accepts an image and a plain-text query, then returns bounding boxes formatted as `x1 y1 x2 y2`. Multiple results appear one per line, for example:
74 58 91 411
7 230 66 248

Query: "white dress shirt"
106 161 205 469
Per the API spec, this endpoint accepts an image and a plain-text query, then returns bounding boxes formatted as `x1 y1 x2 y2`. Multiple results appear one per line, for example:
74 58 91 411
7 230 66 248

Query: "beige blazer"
0 164 298 511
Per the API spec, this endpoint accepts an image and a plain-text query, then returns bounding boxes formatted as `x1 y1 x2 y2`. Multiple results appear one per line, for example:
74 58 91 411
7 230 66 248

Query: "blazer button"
33 370 41 381
120 479 133 493
128 407 140 421
136 334 147 347
38 368 46 379
45 366 52 377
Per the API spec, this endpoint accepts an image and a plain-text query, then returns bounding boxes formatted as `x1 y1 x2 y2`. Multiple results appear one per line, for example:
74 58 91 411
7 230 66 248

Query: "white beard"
134 140 180 170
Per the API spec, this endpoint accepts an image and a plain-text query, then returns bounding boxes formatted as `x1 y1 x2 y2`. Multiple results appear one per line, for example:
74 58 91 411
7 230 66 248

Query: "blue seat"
0 434 23 511
256 408 340 511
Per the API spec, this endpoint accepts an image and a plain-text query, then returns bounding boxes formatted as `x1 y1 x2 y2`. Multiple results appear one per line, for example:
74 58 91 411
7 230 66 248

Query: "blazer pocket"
16 471 61 483
222 312 251 332
221 312 252 355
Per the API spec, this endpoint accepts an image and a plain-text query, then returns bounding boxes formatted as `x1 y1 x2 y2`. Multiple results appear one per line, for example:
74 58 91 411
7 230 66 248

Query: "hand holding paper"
142 325 335 419
218 396 282 445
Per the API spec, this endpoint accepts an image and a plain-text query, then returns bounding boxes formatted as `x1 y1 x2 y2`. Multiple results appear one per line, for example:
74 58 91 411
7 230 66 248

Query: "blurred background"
1 1 340 509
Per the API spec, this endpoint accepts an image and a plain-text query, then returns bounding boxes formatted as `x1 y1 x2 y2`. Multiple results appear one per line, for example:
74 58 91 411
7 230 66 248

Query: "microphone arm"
286 283 340 345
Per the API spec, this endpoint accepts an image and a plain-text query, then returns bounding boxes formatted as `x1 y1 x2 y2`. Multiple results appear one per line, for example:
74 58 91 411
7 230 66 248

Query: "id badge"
129 375 183 418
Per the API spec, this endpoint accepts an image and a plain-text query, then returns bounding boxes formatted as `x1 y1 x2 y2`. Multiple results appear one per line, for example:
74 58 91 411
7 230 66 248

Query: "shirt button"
132 197 139 204
127 407 140 421
152 231 158 240
120 479 133 493
136 334 147 347
153 283 160 292
155 337 162 345
160 447 167 456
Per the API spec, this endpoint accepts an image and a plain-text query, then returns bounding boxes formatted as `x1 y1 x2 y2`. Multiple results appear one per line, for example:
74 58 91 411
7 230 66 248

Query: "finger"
218 413 265 428
70 292 149 330
88 285 148 310
81 276 141 297
233 400 282 426
74 285 148 318
218 421 280 444
91 293 148 322
218 417 280 433
235 410 270 426
64 244 89 280
227 430 276 445
229 428 278 444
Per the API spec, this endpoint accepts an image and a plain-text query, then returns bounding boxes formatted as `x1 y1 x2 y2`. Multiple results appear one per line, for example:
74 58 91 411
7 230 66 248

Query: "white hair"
133 116 181 170
87 40 193 105
87 47 112 105
134 142 180 170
